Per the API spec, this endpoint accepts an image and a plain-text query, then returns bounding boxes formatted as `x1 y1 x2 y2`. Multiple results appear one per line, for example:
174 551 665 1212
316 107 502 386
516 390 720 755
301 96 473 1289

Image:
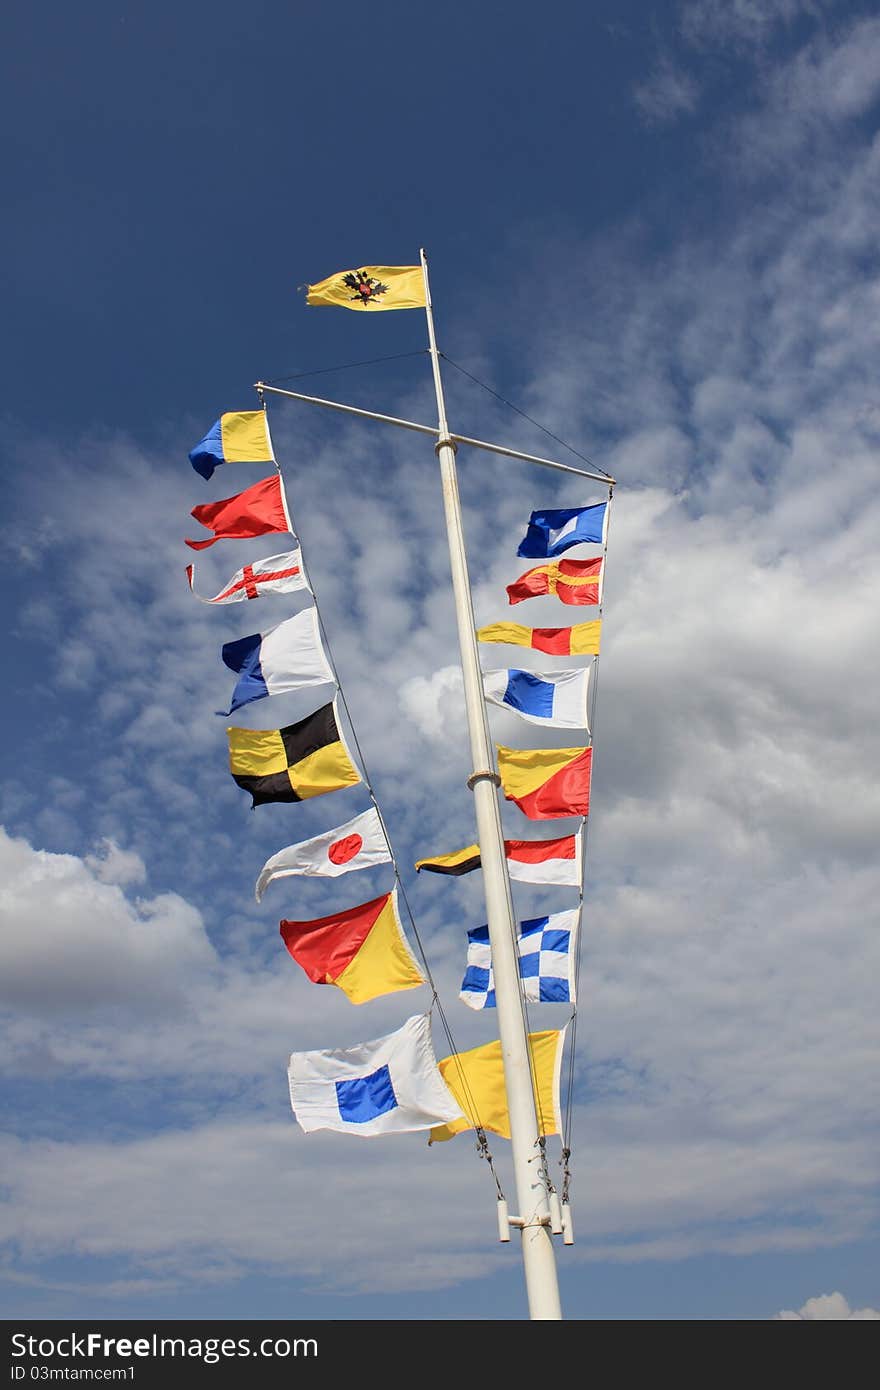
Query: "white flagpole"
419 248 563 1321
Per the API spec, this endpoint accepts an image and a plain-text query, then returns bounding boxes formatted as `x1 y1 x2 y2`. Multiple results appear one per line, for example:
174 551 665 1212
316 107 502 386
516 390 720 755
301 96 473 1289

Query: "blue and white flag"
482 667 590 732
219 606 334 715
460 910 579 1010
516 503 608 559
287 1013 463 1136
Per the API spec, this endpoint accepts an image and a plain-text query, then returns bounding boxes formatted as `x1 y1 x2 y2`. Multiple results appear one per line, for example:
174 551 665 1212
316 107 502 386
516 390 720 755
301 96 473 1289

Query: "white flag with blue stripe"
459 909 579 1010
287 1013 462 1136
218 606 335 715
482 667 590 731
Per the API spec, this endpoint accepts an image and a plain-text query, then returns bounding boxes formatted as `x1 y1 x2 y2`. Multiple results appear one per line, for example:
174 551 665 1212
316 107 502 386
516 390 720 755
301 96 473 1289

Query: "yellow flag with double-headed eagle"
305 265 425 310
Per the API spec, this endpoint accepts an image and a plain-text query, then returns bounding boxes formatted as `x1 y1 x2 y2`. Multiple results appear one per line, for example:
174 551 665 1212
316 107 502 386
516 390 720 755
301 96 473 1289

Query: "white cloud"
774 1291 880 1319
399 665 463 743
0 828 215 1017
680 0 826 50
632 54 700 126
732 16 880 169
84 837 147 887
0 1120 504 1297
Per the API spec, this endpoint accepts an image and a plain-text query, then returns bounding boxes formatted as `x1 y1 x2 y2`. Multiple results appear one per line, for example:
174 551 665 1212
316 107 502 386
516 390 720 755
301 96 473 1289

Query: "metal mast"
419 248 562 1320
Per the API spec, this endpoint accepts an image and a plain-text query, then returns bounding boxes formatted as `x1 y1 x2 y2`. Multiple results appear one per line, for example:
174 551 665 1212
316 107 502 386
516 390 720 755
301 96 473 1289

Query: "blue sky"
2 0 879 1322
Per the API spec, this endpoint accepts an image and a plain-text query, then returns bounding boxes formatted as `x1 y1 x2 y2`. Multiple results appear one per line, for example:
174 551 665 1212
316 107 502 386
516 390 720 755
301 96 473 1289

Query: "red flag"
185 474 289 551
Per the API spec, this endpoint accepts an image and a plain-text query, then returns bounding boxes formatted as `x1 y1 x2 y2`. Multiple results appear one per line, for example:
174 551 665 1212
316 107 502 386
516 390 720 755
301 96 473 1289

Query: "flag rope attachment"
262 349 429 386
488 485 614 1221
260 398 503 1191
438 352 615 480
559 484 614 1199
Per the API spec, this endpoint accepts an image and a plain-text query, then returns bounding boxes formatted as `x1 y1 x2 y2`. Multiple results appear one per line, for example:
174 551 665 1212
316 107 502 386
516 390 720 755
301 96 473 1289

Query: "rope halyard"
439 352 615 480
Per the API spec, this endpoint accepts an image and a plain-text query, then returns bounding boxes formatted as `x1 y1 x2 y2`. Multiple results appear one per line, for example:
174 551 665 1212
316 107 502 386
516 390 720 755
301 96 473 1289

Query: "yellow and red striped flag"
507 556 603 607
477 620 601 656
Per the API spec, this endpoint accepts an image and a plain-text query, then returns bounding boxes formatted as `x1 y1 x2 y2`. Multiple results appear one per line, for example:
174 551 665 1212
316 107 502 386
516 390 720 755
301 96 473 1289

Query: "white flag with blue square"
287 1013 462 1136
459 909 579 1010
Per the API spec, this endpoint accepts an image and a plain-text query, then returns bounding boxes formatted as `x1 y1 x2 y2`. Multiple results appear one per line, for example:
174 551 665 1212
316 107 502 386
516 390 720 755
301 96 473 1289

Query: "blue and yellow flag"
305 265 425 311
189 411 274 481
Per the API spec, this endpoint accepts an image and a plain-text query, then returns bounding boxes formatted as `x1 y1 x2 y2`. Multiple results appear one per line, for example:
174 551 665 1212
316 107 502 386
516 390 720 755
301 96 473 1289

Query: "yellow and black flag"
415 845 482 877
305 265 425 311
227 701 360 808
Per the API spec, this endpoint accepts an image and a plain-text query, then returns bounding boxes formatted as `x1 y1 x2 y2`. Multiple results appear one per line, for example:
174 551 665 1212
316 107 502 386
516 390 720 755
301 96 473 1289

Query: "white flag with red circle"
254 807 391 902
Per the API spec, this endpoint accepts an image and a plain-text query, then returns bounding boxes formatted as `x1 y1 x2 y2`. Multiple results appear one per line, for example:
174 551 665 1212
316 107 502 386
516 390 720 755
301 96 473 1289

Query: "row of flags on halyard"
179 263 609 1145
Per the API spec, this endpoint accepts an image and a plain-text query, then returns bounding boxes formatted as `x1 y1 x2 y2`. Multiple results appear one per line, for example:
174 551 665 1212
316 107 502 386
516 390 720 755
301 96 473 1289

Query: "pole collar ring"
434 435 458 456
467 769 501 790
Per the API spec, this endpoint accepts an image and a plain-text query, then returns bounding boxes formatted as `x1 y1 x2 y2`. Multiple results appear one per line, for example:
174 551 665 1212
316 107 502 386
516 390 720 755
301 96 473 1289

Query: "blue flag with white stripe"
483 667 590 731
218 606 335 715
516 503 607 558
459 909 579 1010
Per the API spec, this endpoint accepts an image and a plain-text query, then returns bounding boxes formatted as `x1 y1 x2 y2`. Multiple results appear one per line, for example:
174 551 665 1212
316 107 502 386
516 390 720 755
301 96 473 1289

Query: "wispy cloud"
632 54 700 126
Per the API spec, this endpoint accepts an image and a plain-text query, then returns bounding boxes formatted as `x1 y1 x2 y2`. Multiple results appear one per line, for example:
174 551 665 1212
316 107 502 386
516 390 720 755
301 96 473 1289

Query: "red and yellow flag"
279 889 424 1004
477 620 601 656
497 744 592 819
506 556 603 607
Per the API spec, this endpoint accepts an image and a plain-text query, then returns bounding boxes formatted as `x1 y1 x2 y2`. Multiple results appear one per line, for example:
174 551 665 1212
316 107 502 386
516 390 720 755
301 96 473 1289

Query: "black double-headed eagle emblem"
342 270 389 305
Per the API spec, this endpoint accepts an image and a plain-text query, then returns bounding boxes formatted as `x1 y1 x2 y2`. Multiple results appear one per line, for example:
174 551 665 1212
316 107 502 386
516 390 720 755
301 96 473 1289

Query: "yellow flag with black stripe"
305 265 425 311
429 1029 566 1143
414 844 482 877
228 701 360 808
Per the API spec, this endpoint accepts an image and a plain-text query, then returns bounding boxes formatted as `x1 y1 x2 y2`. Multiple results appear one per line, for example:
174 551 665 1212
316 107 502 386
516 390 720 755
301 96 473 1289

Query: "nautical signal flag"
482 668 590 731
188 411 274 481
429 1028 566 1143
305 265 426 311
279 889 424 1005
416 830 582 887
227 701 360 808
186 548 310 605
477 620 601 656
218 607 334 716
460 909 579 1010
185 474 290 551
516 503 608 559
288 1013 462 1137
507 556 603 607
255 807 391 901
497 744 592 819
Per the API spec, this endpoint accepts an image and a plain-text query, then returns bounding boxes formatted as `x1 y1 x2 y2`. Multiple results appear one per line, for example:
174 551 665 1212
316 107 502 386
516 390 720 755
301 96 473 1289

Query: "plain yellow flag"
430 1029 565 1142
306 265 425 310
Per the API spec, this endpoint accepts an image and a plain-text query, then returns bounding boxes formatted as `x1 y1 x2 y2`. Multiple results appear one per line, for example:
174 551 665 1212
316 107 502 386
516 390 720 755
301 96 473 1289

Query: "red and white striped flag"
186 548 311 604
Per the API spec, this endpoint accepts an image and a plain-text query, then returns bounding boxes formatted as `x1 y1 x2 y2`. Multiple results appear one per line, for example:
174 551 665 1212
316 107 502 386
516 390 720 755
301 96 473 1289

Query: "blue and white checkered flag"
459 910 579 1010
